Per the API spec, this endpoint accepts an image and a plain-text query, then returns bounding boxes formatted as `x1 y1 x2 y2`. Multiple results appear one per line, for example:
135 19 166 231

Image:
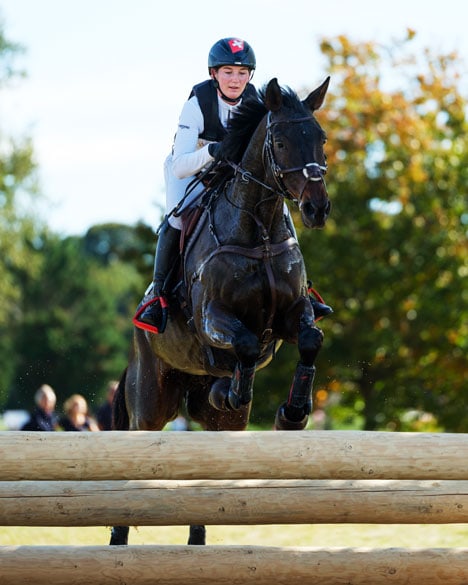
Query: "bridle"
173 108 328 224
227 111 327 204
263 111 328 201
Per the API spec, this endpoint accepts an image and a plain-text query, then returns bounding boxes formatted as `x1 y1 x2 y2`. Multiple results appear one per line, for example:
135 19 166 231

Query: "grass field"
2 524 467 547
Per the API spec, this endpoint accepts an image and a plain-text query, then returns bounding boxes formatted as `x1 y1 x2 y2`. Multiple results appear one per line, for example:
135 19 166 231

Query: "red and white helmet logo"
228 39 244 53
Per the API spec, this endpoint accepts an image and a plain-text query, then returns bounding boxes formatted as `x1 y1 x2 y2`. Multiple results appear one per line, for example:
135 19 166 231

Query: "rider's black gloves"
208 142 223 160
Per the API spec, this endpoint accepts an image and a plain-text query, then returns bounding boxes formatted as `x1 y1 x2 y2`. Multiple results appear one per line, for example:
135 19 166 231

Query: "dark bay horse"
110 77 331 546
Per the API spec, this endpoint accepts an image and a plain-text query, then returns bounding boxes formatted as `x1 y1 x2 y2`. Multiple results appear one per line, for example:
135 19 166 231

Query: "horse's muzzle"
300 199 331 228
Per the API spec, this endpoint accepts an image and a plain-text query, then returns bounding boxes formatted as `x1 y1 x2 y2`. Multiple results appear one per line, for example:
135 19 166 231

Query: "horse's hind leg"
109 373 130 545
110 526 129 546
109 335 184 545
188 525 206 545
275 313 324 430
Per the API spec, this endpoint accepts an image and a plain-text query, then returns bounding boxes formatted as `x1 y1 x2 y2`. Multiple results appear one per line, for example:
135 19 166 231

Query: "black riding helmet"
208 38 256 72
208 38 256 104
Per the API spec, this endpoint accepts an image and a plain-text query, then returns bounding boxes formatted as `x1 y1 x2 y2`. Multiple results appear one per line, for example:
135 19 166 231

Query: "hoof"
208 377 231 411
274 403 309 430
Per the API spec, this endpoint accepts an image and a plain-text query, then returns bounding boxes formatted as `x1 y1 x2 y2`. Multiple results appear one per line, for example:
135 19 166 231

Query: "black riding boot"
308 281 333 321
311 297 333 320
138 219 181 328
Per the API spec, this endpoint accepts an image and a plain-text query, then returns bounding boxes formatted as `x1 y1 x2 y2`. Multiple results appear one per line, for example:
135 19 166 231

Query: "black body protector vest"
189 79 258 142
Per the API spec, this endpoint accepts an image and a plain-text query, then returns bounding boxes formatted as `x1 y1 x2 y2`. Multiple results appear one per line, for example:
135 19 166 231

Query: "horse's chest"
202 255 304 316
220 254 304 288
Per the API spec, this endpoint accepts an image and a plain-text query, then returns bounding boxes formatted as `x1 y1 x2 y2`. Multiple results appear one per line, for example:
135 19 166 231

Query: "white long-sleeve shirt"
171 94 240 178
165 93 241 227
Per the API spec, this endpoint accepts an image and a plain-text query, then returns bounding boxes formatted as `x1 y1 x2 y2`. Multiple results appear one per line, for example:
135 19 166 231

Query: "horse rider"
134 37 332 333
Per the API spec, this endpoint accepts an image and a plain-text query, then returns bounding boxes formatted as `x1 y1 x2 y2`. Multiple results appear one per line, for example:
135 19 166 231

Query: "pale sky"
1 0 466 235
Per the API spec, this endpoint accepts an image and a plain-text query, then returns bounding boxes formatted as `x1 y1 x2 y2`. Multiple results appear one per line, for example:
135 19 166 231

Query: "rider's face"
212 65 251 102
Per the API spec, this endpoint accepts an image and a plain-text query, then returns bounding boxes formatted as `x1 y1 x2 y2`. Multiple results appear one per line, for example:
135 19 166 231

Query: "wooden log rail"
1 430 468 480
1 430 467 584
0 479 467 526
1 546 468 585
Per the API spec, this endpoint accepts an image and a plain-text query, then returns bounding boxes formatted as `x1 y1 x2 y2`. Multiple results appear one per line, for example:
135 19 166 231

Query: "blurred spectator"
59 394 99 432
96 380 119 431
21 384 58 431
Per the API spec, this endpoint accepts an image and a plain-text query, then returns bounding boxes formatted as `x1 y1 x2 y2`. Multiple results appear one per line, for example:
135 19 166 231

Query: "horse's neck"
219 174 284 245
216 141 286 243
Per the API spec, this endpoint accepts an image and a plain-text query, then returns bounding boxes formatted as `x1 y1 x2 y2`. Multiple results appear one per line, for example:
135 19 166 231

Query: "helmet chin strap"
212 78 242 104
211 68 255 105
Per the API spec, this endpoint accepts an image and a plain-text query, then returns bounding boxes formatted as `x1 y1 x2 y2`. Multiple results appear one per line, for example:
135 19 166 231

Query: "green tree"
295 32 467 431
9 233 143 410
84 221 156 276
0 19 43 406
254 33 467 431
0 18 151 413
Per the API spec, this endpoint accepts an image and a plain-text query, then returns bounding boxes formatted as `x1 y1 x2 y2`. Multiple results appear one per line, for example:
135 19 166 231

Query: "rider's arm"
171 97 215 179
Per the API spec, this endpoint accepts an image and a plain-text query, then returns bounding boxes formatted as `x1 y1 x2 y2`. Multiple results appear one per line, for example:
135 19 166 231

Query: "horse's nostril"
302 201 316 217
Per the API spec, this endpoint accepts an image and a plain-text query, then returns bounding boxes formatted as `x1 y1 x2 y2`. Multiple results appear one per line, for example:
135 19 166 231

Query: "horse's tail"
112 369 129 430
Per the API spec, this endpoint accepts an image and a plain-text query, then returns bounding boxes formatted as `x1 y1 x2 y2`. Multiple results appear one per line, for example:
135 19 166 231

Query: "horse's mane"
220 83 308 164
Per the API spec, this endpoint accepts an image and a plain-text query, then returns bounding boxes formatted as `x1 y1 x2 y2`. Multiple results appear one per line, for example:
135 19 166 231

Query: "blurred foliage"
84 221 156 274
275 31 467 431
0 19 151 411
0 23 466 430
8 232 145 410
0 21 42 406
0 16 25 85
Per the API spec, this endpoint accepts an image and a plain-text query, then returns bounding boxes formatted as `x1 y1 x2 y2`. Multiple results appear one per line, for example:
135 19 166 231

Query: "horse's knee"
233 328 260 367
298 324 323 366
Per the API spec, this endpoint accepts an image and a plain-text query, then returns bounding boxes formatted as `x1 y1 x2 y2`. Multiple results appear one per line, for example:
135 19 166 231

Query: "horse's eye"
275 140 285 149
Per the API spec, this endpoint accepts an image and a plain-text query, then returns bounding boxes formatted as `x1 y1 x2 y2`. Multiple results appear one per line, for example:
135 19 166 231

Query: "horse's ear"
303 76 330 112
265 78 283 112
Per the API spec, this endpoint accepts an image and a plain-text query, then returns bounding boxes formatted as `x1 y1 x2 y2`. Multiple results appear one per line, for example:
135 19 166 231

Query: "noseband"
263 111 327 202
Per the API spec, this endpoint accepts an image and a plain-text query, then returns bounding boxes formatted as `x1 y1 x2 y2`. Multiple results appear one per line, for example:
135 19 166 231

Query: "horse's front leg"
275 307 324 430
200 299 260 411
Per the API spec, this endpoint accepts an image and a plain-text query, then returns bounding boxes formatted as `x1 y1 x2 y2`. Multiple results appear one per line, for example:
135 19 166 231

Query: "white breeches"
164 155 206 229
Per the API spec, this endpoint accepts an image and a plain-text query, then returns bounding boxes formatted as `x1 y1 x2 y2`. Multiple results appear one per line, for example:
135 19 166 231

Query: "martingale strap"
191 236 299 332
191 236 298 284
